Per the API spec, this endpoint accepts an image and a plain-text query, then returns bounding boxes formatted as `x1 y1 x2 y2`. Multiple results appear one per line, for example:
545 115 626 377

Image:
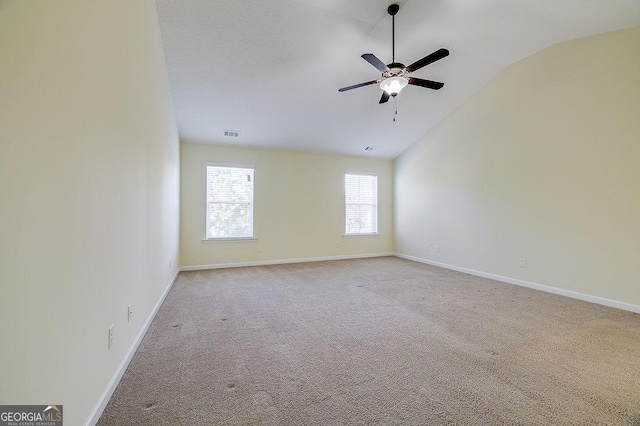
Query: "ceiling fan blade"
405 48 449 73
338 80 378 92
408 77 444 90
379 92 390 104
361 54 389 72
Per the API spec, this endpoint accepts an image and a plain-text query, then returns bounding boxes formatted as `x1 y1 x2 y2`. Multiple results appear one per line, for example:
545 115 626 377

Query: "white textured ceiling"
155 0 640 159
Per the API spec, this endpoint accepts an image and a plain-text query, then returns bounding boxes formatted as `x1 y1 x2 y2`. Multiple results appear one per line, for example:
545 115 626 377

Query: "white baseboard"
395 253 640 314
85 269 180 426
179 252 395 271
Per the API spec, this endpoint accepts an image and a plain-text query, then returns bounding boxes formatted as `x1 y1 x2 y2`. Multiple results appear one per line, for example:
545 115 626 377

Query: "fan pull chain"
393 96 398 122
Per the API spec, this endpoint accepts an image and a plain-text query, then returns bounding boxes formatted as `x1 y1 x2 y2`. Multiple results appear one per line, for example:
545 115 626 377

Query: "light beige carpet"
98 257 640 425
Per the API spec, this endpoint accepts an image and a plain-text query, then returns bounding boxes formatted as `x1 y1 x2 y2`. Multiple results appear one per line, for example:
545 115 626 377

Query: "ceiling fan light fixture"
380 76 408 96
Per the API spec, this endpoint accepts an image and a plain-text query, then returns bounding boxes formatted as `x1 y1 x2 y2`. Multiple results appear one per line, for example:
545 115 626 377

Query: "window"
345 173 378 235
206 164 254 239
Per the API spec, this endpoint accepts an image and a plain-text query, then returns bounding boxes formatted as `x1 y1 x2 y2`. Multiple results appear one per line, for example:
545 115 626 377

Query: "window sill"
202 237 257 243
343 233 380 238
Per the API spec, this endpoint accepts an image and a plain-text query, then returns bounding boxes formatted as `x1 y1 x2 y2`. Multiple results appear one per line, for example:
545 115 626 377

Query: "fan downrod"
388 4 400 62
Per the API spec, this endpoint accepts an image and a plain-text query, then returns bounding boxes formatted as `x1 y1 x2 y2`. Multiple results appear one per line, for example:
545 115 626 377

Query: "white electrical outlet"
108 324 114 349
128 304 133 323
424 244 429 252
256 244 262 252
435 245 440 253
335 241 340 248
519 258 526 267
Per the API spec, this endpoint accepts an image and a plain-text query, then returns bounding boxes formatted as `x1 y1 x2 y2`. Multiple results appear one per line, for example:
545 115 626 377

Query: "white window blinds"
345 173 378 235
206 165 254 239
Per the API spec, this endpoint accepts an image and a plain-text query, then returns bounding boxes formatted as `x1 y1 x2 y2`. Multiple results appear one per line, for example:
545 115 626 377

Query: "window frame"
344 171 379 237
204 162 256 241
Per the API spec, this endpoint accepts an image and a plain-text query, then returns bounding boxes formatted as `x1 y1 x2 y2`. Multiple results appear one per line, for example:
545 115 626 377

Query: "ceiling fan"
338 3 449 104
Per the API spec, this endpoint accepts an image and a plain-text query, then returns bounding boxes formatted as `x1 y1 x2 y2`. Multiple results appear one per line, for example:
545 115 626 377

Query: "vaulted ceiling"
155 0 640 159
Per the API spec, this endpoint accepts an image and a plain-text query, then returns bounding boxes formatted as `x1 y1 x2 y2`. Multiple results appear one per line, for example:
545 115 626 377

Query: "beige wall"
395 26 640 307
0 2 179 425
181 142 393 267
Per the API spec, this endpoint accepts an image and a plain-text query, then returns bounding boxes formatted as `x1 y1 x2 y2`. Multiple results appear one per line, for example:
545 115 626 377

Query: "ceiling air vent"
223 129 240 138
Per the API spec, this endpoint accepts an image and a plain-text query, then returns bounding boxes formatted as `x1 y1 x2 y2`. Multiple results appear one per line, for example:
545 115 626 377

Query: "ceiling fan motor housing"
383 63 407 79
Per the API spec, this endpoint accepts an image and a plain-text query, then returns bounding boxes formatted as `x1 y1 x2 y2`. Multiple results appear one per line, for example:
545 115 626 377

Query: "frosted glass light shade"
380 76 408 96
